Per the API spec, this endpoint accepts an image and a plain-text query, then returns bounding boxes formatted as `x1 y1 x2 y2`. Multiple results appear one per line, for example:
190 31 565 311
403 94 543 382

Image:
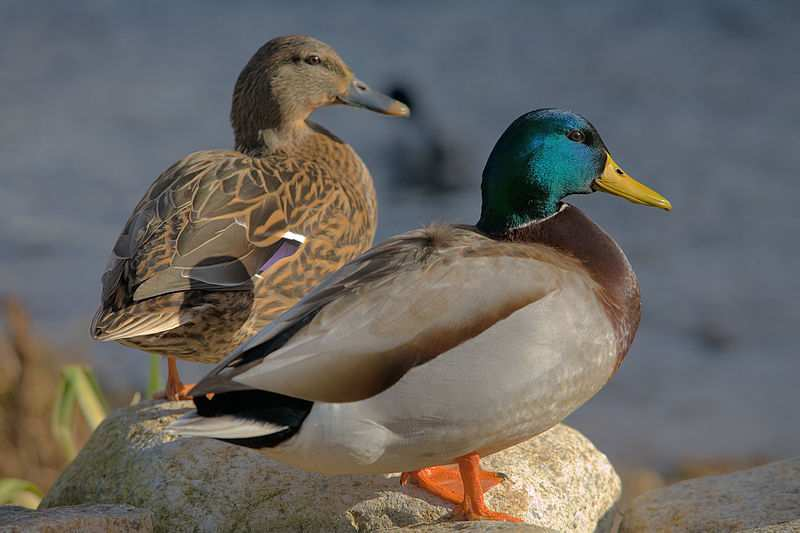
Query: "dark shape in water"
385 82 469 195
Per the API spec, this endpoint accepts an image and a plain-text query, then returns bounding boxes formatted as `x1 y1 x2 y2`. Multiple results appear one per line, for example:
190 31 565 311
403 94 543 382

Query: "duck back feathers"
92 124 376 361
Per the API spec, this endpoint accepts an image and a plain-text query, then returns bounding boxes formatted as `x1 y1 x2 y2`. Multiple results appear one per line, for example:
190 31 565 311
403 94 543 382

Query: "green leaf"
51 371 78 460
0 478 43 508
146 354 162 399
51 365 109 459
68 366 107 430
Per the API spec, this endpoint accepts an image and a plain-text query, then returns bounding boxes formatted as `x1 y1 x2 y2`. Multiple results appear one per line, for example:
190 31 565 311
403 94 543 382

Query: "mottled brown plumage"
90 35 408 385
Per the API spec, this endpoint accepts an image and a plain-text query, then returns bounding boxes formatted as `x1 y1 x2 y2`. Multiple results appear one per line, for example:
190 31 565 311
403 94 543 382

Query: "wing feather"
93 150 307 339
192 226 580 402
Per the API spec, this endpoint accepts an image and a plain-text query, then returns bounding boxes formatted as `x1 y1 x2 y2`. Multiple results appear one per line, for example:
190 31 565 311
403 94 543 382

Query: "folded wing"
192 225 579 402
92 150 308 340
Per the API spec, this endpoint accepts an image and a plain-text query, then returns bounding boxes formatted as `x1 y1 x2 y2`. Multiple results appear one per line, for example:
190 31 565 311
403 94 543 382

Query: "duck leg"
401 457 516 521
153 356 195 401
451 453 521 522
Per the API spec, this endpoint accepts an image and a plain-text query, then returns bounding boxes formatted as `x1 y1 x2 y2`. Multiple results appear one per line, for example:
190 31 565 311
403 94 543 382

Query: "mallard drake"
168 109 670 522
90 35 409 400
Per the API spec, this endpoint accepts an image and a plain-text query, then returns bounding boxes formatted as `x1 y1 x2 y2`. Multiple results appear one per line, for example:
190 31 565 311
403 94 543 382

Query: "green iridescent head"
477 109 670 233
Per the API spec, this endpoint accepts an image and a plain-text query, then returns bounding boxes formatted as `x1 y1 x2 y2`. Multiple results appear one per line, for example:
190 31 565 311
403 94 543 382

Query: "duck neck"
236 120 314 156
231 85 313 155
476 176 560 234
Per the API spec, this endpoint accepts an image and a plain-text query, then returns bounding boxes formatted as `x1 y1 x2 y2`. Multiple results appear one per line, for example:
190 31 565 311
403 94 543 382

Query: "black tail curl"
193 389 313 448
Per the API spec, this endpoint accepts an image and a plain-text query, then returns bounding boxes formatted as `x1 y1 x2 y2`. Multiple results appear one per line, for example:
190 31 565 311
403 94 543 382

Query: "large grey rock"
0 504 152 532
42 402 620 532
620 457 800 532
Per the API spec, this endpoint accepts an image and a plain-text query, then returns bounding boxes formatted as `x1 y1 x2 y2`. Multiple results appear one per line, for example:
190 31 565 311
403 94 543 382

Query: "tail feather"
92 310 186 341
167 412 288 439
166 389 313 449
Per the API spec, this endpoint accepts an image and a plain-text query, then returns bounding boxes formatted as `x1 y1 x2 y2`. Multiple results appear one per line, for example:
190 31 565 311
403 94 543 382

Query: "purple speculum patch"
259 238 301 273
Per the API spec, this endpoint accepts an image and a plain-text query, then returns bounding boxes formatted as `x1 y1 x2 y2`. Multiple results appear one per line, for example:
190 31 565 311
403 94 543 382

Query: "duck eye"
305 55 322 66
567 130 586 143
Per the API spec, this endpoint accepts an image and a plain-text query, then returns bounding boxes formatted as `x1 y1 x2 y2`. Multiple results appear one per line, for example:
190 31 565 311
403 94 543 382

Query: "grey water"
1 0 799 469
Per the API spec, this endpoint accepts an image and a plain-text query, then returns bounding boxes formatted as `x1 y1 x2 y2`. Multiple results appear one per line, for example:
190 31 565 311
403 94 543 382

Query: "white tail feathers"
166 412 288 439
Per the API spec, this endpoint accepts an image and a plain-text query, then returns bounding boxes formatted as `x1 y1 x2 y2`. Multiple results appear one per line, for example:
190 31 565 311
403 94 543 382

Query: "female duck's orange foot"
153 356 195 401
153 382 195 401
401 455 519 522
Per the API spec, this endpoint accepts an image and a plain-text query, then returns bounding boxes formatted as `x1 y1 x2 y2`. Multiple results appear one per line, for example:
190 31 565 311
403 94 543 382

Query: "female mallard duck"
90 35 408 400
169 109 670 522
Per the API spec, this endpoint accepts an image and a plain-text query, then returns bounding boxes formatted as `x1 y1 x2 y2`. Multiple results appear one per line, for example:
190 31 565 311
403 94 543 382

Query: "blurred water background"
1 0 799 471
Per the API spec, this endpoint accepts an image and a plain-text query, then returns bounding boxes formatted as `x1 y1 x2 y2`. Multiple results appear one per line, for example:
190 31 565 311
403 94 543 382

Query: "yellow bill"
593 153 671 211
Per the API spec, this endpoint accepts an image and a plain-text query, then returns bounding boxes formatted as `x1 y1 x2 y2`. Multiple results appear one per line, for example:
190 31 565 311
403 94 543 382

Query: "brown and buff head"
231 35 408 152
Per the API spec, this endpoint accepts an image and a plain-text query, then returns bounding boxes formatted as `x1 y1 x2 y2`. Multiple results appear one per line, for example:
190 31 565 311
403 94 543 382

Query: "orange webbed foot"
451 504 523 523
401 466 463 504
401 457 518 521
153 382 196 401
453 453 521 522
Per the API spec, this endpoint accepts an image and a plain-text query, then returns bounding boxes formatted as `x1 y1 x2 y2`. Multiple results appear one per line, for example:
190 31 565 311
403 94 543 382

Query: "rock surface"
42 401 620 533
620 457 800 532
0 504 153 532
390 524 556 532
